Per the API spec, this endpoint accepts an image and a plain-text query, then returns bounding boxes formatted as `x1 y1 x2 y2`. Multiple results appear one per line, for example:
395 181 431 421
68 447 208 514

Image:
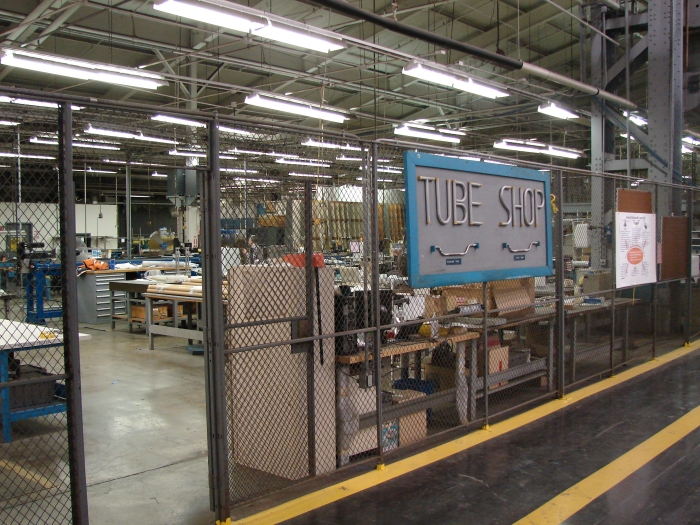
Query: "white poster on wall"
615 212 656 287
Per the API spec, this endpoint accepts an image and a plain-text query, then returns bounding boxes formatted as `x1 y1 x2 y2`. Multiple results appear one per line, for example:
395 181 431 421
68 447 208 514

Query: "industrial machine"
18 242 61 324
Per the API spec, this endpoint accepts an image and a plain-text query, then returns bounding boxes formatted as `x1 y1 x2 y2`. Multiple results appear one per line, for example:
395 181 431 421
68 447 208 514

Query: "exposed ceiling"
0 0 691 201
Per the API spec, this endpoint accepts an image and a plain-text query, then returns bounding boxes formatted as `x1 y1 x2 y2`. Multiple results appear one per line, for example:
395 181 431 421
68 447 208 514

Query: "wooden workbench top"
336 331 479 364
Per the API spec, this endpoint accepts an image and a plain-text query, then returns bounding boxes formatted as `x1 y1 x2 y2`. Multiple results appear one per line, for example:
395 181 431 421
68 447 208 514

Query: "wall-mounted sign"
615 211 656 287
404 152 553 288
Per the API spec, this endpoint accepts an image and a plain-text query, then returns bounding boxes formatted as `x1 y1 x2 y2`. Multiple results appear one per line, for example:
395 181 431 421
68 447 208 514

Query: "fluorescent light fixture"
152 114 206 127
130 195 150 198
394 125 461 143
152 172 168 177
289 172 332 179
252 22 344 53
402 62 508 99
245 93 347 123
484 159 516 166
153 0 266 33
101 159 169 167
169 148 206 157
1 49 167 89
623 111 647 126
683 145 693 154
438 129 466 136
0 96 82 110
221 168 259 173
275 158 331 167
538 169 551 172
336 155 391 162
219 126 253 136
0 151 54 159
74 142 120 150
228 177 276 183
219 155 237 160
359 166 403 174
302 139 360 151
683 136 700 146
85 125 179 145
0 120 19 126
459 155 481 161
620 133 637 141
538 102 578 120
356 177 393 182
494 138 582 159
228 147 297 158
74 167 118 174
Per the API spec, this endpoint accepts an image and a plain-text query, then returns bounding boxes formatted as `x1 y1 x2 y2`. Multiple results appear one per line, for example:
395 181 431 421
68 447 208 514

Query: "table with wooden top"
0 319 91 443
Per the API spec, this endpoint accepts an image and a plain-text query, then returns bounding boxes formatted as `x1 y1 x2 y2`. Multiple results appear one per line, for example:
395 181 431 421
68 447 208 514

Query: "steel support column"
201 118 229 521
372 143 384 467
555 170 566 397
59 102 89 525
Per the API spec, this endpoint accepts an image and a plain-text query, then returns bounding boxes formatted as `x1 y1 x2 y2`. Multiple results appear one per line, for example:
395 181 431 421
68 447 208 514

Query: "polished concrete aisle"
78 326 214 525
278 348 700 525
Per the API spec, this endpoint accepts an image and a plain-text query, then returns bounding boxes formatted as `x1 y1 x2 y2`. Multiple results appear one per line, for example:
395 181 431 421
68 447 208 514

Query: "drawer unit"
78 272 127 324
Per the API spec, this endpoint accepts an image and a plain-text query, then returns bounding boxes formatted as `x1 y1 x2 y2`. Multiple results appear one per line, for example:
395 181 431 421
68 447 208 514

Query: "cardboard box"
131 305 161 320
389 389 427 447
491 278 535 319
166 304 185 318
582 272 613 299
257 215 286 228
425 345 509 390
441 284 489 311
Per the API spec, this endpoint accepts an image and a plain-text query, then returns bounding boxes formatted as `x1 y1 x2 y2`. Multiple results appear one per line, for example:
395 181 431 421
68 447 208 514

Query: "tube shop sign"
404 151 553 288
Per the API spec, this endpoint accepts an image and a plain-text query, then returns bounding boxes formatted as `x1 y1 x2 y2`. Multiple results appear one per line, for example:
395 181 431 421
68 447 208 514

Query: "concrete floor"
79 324 214 525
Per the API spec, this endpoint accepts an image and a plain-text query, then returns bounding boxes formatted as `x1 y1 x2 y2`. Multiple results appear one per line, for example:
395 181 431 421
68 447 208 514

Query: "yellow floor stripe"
234 341 700 525
0 459 54 490
513 403 700 525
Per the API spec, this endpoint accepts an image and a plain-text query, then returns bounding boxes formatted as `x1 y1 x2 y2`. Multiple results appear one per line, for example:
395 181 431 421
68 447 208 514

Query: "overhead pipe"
306 0 636 109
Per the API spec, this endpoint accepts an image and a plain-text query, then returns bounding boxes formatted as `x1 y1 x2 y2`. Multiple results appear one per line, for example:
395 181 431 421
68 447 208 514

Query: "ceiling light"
538 102 578 120
336 155 391 162
484 159 516 166
85 125 179 144
221 168 259 173
252 22 344 53
289 172 332 178
152 114 206 127
402 62 508 99
682 145 693 154
219 155 237 160
73 167 118 174
438 129 466 136
153 0 266 33
245 93 347 123
276 158 331 167
623 111 647 126
302 139 361 151
131 195 150 198
683 136 700 146
394 125 461 143
359 166 403 174
228 147 297 158
494 138 582 159
0 96 82 110
169 148 206 157
152 172 168 177
0 120 19 126
228 177 276 183
0 151 54 159
74 142 120 150
620 133 637 141
219 125 253 136
1 49 167 89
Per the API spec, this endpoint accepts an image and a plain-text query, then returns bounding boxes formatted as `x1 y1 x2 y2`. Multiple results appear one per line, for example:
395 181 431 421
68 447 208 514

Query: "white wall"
0 202 118 250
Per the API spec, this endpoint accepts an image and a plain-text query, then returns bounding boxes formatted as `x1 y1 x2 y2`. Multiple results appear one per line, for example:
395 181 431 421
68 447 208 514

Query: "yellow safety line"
233 341 700 525
0 459 54 490
513 402 700 525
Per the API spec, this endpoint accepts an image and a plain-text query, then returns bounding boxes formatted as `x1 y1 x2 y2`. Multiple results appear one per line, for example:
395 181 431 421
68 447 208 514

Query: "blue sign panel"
404 151 553 288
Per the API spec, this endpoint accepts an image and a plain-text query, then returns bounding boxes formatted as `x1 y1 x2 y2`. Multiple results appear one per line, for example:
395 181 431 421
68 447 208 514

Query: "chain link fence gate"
0 100 88 524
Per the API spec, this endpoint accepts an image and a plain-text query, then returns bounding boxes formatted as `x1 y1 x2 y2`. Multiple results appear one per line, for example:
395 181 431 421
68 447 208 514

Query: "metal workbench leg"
127 292 133 333
400 353 409 380
468 338 477 422
547 321 554 392
147 296 154 350
455 340 468 425
569 317 577 384
1 351 11 443
110 289 115 331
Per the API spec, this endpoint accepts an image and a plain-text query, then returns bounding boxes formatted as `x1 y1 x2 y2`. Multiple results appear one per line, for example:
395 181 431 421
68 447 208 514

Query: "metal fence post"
687 188 693 345
652 183 658 359
201 117 230 521
372 142 384 468
304 180 316 476
59 102 90 525
554 171 566 398
610 180 617 376
482 282 489 427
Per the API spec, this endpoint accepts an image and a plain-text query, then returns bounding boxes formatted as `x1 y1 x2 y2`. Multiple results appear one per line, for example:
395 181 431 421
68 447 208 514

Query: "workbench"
0 319 91 442
336 331 479 464
108 279 152 332
143 292 201 350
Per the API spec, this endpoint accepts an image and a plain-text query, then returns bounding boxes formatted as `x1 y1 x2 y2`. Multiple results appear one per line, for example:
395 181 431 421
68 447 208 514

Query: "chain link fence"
0 90 697 524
